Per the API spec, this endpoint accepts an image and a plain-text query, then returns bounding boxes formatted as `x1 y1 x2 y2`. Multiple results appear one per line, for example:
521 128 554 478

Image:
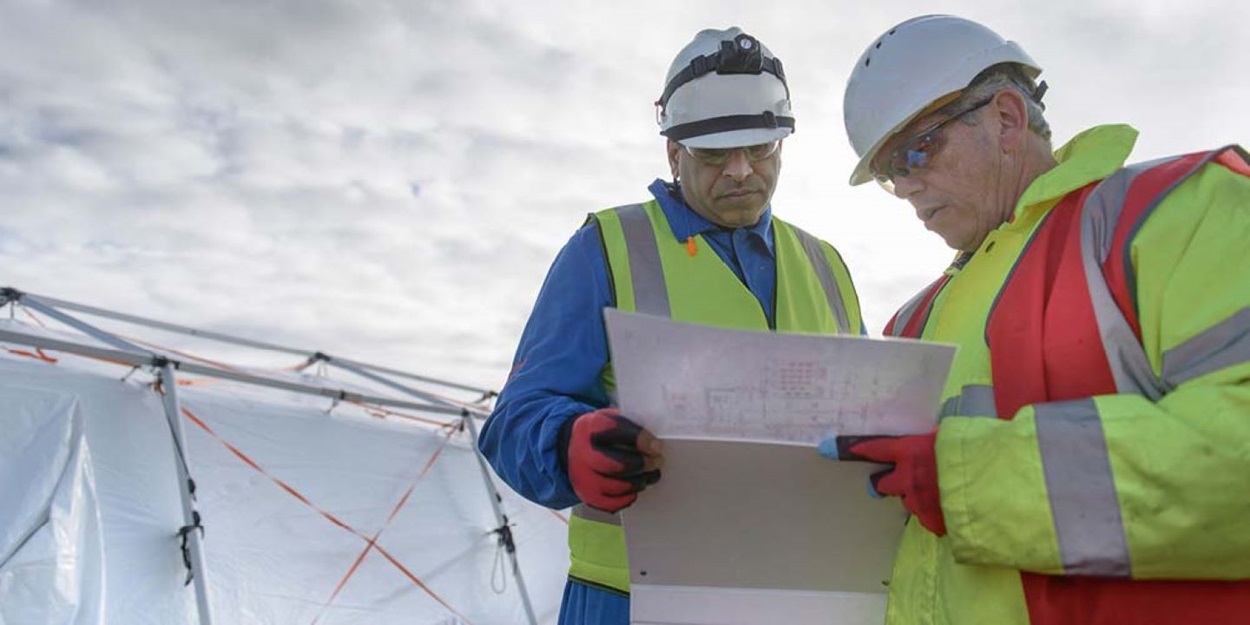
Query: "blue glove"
818 435 885 499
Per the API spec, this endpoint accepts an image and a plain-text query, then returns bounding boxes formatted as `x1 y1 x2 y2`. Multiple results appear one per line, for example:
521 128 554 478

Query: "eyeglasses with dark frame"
683 140 781 166
872 97 994 186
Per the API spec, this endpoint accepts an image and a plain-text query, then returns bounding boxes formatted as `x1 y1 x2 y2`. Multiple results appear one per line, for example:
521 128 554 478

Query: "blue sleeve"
478 222 613 510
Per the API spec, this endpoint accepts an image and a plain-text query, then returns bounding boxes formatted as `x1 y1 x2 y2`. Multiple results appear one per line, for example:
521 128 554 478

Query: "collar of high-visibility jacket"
1014 124 1139 217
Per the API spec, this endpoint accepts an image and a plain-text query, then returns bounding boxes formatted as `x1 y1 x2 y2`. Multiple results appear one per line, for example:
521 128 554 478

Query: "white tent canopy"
0 287 568 624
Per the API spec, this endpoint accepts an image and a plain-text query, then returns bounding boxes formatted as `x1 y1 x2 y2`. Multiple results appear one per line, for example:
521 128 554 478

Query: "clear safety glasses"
871 97 993 189
683 140 781 167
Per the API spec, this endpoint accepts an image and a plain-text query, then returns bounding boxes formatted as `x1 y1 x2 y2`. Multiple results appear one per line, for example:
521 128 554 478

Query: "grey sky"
2 0 1245 388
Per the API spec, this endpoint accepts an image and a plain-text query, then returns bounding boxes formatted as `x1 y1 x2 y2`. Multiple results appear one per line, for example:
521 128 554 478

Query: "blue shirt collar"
647 179 775 256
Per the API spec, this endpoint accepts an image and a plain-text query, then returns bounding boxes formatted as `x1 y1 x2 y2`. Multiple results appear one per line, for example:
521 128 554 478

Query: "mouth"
918 205 945 223
718 188 760 200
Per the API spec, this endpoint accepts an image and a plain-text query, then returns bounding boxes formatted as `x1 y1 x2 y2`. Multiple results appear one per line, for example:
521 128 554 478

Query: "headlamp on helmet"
657 27 795 149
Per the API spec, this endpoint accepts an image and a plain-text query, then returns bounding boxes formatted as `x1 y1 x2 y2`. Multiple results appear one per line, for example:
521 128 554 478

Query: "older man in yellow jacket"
822 14 1250 625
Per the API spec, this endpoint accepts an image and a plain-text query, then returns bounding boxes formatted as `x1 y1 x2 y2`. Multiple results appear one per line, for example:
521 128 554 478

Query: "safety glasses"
872 97 993 187
683 140 781 166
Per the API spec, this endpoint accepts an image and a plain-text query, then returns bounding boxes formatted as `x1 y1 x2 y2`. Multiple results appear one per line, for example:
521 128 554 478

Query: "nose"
891 173 923 199
721 149 753 180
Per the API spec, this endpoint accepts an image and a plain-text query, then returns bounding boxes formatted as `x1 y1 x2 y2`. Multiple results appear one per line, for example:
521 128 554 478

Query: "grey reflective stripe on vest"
1036 153 1222 577
791 227 851 334
586 203 665 529
572 503 622 526
1078 152 1226 398
1078 162 1167 400
1034 398 1132 576
617 205 849 330
889 288 931 338
1162 307 1250 389
617 203 672 316
937 384 997 419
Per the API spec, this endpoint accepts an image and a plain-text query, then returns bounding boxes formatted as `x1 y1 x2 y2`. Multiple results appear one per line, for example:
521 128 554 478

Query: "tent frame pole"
2 287 540 623
11 296 216 625
0 328 469 417
158 362 216 625
324 358 539 625
461 412 542 625
8 288 493 396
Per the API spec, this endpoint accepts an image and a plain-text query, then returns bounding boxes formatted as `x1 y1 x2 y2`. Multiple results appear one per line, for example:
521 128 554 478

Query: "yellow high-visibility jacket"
883 125 1250 624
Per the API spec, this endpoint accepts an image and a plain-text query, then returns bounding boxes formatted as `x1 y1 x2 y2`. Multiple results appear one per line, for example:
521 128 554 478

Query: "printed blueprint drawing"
604 309 956 444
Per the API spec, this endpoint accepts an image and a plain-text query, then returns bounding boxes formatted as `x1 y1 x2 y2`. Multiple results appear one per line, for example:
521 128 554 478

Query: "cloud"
1 0 1245 389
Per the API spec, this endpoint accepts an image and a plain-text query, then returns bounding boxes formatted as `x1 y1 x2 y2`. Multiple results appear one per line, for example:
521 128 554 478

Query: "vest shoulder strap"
590 202 671 317
777 219 853 333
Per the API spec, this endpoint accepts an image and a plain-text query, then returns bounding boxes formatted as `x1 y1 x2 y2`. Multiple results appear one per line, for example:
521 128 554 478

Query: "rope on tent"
0 329 213 386
457 411 541 625
489 515 517 593
4 305 107 367
3 344 59 363
311 358 539 623
182 406 354 529
311 427 469 625
0 290 502 622
3 295 214 620
20 305 49 327
181 406 473 624
349 399 460 430
1 318 145 371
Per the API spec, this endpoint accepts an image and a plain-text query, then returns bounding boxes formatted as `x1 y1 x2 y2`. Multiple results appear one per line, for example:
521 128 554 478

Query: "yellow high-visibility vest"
568 199 862 593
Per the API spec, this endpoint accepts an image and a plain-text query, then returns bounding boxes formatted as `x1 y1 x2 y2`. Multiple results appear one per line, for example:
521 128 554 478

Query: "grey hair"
952 63 1051 142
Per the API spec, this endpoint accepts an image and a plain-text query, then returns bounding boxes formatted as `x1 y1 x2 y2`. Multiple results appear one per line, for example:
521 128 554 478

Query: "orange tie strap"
4 346 58 363
686 235 697 257
181 406 472 624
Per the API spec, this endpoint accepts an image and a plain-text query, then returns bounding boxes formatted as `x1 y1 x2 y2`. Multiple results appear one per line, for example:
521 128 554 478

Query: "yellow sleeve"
940 160 1250 579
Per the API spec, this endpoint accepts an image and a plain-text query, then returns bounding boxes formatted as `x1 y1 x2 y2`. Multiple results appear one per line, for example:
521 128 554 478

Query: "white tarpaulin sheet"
0 387 105 625
0 319 568 624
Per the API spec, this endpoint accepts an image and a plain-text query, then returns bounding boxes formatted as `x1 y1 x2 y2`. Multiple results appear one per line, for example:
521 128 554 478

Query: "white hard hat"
657 27 794 149
843 15 1042 185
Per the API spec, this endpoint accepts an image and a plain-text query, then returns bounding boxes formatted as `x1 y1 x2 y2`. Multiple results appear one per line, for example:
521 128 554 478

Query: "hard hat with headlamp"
843 15 1042 185
656 27 794 149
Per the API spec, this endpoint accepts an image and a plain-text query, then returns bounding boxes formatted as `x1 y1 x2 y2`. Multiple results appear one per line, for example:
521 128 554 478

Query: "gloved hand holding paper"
602 309 955 625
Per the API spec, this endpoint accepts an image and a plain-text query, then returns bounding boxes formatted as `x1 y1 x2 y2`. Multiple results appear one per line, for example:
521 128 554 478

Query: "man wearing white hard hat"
480 27 863 623
822 14 1250 624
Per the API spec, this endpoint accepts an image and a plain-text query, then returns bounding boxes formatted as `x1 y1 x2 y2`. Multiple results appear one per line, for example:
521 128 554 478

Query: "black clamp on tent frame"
489 514 517 555
177 510 205 586
0 287 24 308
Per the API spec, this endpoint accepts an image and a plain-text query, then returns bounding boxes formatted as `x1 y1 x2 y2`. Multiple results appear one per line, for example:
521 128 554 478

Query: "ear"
988 89 1029 150
666 140 681 178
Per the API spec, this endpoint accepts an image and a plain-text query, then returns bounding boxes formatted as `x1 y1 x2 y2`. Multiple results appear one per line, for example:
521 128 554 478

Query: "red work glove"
558 408 663 513
831 431 946 536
